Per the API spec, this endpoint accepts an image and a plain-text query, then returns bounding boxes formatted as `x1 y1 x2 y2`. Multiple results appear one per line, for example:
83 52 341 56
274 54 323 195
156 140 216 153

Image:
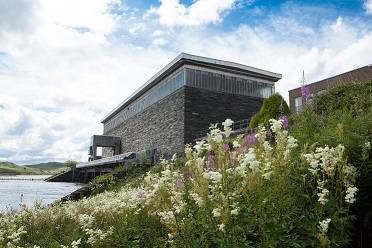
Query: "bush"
249 93 290 128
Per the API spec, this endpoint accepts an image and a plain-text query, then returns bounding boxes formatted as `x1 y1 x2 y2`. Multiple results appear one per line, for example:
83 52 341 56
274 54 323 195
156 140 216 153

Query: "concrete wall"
184 86 264 143
104 88 185 159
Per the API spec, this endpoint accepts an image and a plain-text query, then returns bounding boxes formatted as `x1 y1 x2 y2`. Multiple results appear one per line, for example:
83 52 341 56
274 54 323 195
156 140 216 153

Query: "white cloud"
39 0 119 34
129 23 147 35
171 17 372 102
0 95 102 164
152 38 169 46
147 0 236 27
364 0 372 14
152 30 166 36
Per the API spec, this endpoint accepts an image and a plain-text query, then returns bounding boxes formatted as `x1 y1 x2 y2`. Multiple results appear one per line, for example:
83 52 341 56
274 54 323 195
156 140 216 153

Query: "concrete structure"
99 53 281 159
289 65 372 113
88 135 121 161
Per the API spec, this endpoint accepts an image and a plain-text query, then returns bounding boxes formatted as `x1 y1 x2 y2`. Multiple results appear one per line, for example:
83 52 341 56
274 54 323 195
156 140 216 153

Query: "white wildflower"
218 223 225 232
190 192 204 207
171 153 178 162
233 140 241 148
365 141 371 150
195 157 205 169
222 119 234 137
343 165 358 187
212 134 223 143
203 171 223 184
287 136 298 149
158 211 176 226
71 238 81 248
209 123 221 136
269 119 283 133
212 208 221 217
345 186 358 204
241 149 260 172
185 145 193 159
262 171 273 180
319 218 331 233
7 226 27 243
231 208 239 216
317 187 329 205
263 141 273 152
194 140 206 154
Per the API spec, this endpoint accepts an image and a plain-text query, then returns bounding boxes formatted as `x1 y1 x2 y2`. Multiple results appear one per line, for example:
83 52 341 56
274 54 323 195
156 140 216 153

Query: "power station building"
94 53 281 160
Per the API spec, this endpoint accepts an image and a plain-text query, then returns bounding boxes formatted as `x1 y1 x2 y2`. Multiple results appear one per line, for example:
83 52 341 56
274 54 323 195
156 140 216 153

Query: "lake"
0 175 84 212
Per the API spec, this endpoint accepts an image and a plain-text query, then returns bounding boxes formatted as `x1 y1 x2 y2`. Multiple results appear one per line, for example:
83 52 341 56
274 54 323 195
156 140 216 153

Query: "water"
0 175 84 212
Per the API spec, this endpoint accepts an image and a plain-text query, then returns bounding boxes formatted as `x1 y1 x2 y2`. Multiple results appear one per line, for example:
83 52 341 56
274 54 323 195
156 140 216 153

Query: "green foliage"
24 162 63 171
62 160 78 167
290 81 372 247
0 119 359 247
312 81 372 116
0 162 41 174
249 93 290 128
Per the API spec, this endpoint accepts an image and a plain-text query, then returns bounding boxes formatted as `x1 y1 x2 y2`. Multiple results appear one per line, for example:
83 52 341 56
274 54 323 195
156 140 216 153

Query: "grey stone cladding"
103 85 263 159
104 87 185 159
184 86 263 144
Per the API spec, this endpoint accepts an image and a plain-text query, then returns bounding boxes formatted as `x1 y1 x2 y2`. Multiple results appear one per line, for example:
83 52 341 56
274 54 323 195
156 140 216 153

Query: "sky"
0 0 371 165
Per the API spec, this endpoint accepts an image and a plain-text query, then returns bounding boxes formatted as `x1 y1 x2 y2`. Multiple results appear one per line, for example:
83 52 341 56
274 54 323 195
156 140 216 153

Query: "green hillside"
24 162 63 171
0 162 44 174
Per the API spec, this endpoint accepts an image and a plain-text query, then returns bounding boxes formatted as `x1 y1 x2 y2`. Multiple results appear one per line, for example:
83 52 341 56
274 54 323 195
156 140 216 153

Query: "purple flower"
279 115 289 129
208 150 215 166
245 134 258 144
301 85 313 100
266 129 273 140
176 180 184 188
137 191 144 199
224 143 230 151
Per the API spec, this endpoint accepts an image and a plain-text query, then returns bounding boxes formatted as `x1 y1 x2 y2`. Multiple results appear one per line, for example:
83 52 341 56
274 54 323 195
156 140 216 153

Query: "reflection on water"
0 175 84 212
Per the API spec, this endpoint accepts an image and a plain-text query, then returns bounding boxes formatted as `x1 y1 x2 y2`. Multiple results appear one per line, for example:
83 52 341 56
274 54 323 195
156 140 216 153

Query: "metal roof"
101 53 282 123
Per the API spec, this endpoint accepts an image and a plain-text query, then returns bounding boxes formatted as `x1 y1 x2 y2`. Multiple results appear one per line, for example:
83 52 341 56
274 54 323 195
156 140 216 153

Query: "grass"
0 162 45 175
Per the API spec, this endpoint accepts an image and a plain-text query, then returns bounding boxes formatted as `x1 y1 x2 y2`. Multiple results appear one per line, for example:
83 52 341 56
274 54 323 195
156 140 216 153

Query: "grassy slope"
0 161 51 174
24 162 63 171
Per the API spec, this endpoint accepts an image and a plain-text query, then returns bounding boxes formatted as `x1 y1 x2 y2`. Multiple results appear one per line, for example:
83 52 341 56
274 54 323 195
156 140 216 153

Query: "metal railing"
194 119 250 140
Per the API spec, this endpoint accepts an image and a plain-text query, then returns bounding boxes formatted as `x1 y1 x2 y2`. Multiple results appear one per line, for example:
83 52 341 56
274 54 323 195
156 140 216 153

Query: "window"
295 97 302 113
185 68 274 98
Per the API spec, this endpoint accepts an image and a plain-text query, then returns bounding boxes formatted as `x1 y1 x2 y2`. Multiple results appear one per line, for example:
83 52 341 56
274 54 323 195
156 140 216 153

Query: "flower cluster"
301 85 313 101
0 117 361 247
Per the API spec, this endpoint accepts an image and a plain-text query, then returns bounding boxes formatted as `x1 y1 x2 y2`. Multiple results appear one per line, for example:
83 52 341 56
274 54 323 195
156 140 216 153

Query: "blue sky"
0 0 371 165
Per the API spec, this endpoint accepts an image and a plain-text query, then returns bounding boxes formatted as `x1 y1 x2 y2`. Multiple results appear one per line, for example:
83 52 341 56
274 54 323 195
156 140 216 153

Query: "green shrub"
249 93 290 128
290 81 372 247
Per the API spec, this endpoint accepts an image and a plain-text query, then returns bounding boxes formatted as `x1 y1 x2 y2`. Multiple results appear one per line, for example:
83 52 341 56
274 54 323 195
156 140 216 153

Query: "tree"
248 93 290 128
63 160 78 167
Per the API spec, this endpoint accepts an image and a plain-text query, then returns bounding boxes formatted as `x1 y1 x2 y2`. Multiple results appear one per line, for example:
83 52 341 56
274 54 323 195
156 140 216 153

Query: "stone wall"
103 88 185 159
103 86 264 159
184 86 264 143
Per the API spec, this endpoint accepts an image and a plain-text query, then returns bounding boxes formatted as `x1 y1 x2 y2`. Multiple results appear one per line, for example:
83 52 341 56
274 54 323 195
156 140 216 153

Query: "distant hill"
24 162 64 171
0 161 42 174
